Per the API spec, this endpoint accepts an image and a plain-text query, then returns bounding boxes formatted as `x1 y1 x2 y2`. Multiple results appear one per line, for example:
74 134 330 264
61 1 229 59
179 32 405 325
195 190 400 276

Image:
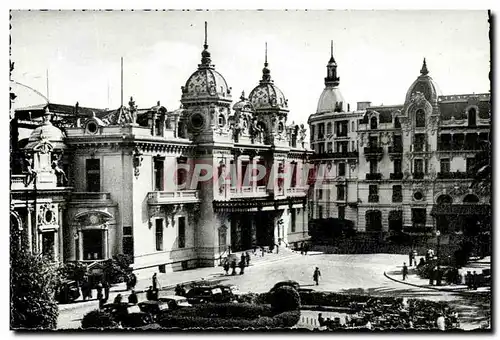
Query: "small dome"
233 91 255 112
248 82 288 111
404 59 442 105
316 87 345 114
28 121 64 143
182 67 231 100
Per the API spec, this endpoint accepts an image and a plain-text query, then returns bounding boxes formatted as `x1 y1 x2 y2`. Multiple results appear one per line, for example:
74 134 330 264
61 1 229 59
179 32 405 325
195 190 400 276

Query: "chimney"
357 101 372 111
347 103 350 111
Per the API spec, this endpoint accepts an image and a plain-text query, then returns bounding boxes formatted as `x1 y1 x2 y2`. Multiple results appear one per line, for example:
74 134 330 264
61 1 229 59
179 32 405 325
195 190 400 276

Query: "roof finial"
420 57 429 75
204 21 208 50
331 40 333 59
240 91 245 101
265 42 268 66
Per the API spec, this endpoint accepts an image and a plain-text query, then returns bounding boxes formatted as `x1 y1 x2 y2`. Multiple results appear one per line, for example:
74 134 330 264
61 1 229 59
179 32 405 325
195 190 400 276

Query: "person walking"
239 259 245 275
472 271 478 290
313 267 321 285
408 250 414 267
402 262 409 281
129 272 137 290
223 259 230 275
114 293 123 304
261 246 265 257
304 243 309 255
81 277 90 301
231 259 237 275
152 273 161 292
146 286 155 301
96 280 104 301
175 284 186 296
128 290 138 304
103 280 110 302
466 271 472 289
245 252 251 267
240 253 246 267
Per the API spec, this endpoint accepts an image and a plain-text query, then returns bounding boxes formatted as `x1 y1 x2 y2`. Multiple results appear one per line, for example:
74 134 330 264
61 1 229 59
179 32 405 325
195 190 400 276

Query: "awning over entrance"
430 204 490 216
213 197 306 213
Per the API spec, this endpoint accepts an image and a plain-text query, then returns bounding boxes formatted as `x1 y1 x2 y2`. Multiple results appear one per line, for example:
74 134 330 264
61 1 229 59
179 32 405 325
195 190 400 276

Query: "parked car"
158 295 192 310
138 300 170 321
101 302 152 328
186 286 223 304
55 280 81 304
214 284 240 302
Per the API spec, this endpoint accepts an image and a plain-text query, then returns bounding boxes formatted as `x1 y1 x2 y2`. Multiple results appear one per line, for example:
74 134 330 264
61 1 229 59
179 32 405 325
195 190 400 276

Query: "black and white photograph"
8 9 492 332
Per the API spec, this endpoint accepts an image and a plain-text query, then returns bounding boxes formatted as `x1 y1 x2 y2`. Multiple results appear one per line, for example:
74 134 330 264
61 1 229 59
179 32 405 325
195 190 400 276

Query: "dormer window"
370 117 378 130
415 109 425 127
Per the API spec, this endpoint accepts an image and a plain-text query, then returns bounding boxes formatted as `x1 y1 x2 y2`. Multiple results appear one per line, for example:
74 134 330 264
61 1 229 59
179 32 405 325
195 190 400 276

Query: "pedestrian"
413 250 418 265
231 259 237 275
466 271 472 289
245 252 251 267
240 253 246 267
129 272 137 290
146 286 155 300
99 297 106 309
223 259 230 275
429 267 435 286
261 246 265 257
409 250 414 267
96 280 104 301
472 271 478 290
81 278 89 301
152 273 160 291
300 242 304 255
313 267 321 285
436 313 446 331
102 280 110 301
417 257 426 268
304 243 309 255
239 259 245 275
318 313 325 327
253 245 257 254
402 262 409 281
276 238 281 254
176 284 186 296
128 290 138 304
114 293 123 304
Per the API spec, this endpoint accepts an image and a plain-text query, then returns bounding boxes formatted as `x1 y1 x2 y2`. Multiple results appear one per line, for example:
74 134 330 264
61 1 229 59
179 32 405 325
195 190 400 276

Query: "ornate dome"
233 91 254 112
249 81 288 111
404 58 442 105
25 108 65 150
316 87 345 114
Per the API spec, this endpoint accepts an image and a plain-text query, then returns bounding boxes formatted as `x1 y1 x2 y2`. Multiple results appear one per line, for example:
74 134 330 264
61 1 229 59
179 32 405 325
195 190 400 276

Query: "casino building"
10 27 312 275
308 46 491 253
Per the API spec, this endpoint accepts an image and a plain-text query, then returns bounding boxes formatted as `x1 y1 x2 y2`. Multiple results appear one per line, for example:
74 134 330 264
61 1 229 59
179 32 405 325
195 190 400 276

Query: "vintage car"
138 300 170 321
101 302 152 328
158 295 192 310
185 286 224 304
55 280 81 304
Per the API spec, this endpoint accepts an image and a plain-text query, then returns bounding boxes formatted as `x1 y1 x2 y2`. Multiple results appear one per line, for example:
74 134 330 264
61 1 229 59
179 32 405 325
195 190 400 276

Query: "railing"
363 146 384 155
413 172 425 179
72 192 111 200
368 194 379 203
392 195 403 203
231 186 268 198
310 151 358 159
286 187 308 197
388 146 403 154
365 173 382 180
147 190 200 204
437 172 473 179
437 144 487 152
390 173 404 180
11 175 25 189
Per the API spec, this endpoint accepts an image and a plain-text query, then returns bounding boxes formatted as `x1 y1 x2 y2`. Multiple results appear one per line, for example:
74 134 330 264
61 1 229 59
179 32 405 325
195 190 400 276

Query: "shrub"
236 292 271 305
270 280 300 292
10 251 59 329
270 286 301 314
103 254 133 284
57 262 87 283
81 310 118 329
171 303 273 319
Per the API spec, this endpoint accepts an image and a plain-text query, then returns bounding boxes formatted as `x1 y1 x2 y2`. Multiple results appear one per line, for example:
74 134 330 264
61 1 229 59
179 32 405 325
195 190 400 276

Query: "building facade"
308 50 491 252
10 31 312 275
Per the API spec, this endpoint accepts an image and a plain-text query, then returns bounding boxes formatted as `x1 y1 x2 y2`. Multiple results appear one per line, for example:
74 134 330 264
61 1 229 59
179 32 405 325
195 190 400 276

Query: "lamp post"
435 230 441 286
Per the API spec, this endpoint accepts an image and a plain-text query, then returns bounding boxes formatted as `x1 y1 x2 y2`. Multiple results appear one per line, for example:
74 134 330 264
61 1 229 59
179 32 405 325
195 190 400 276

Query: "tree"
471 139 491 199
10 251 60 329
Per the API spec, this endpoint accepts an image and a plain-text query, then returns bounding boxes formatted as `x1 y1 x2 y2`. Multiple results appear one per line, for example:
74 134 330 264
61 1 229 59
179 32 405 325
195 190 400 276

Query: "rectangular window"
414 134 425 152
412 208 426 225
86 159 100 192
338 163 346 177
154 158 164 191
370 160 378 174
414 159 424 173
327 142 333 152
155 219 163 251
394 159 402 174
230 160 237 187
392 185 402 203
317 189 323 200
369 136 378 147
155 119 162 136
123 226 133 258
178 216 186 248
241 161 249 186
291 209 296 233
291 162 297 188
466 158 476 174
257 159 267 187
176 159 187 189
337 185 345 200
318 205 323 219
393 135 402 149
311 125 316 140
440 158 450 173
368 184 378 202
318 143 325 154
338 206 345 220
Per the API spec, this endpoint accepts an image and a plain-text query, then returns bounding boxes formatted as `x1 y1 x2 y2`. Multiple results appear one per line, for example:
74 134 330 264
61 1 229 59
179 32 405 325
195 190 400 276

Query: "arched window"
463 194 479 203
436 194 453 204
326 122 332 135
415 109 425 127
394 116 401 128
370 117 378 130
468 108 477 127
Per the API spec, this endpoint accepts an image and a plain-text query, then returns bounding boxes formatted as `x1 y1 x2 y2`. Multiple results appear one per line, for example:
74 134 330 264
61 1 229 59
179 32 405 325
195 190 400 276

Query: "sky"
10 10 490 125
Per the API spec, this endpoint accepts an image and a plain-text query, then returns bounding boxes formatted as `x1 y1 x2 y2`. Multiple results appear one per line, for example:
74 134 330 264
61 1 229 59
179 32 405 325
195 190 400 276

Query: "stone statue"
129 97 138 125
23 155 37 187
51 154 68 186
250 118 263 143
298 124 307 147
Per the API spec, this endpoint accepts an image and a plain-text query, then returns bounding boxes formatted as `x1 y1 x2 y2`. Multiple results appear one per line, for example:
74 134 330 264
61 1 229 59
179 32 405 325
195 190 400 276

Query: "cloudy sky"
10 10 490 124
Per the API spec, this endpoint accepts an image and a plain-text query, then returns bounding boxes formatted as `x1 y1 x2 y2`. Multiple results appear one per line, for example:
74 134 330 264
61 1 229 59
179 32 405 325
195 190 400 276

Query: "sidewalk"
59 247 301 311
384 258 491 296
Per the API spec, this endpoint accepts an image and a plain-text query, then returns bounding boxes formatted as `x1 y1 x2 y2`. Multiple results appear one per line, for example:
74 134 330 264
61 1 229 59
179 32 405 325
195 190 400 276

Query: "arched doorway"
468 108 477 127
366 210 382 232
74 210 113 261
463 194 480 237
435 194 453 233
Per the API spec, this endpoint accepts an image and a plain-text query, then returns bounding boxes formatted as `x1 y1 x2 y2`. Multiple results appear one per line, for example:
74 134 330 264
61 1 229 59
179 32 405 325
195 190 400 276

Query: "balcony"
388 146 403 155
72 192 112 201
437 171 473 180
230 186 268 198
368 194 379 203
392 195 403 203
403 224 434 234
286 187 309 197
310 151 359 159
390 172 404 180
413 172 425 179
147 190 200 204
363 146 384 160
365 173 382 180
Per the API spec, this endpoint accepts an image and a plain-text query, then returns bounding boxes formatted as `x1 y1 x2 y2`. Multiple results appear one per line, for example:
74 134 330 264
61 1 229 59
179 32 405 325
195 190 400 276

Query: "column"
78 231 83 261
58 205 64 262
103 229 109 259
53 230 59 262
26 207 33 253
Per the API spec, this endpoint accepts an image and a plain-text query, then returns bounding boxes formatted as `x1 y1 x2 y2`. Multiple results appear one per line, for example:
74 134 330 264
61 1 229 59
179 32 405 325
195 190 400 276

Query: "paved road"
58 253 490 330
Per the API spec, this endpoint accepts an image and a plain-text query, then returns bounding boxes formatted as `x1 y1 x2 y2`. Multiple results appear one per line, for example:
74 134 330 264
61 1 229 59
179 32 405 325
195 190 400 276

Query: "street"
58 252 490 330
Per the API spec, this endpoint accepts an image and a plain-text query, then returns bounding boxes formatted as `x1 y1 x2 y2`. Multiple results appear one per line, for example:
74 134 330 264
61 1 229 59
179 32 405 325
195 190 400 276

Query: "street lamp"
435 230 441 286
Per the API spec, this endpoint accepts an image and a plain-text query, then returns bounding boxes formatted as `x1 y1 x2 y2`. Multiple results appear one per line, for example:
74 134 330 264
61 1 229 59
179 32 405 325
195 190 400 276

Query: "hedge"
157 310 300 329
270 286 301 314
171 303 274 319
81 310 118 329
299 291 400 308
